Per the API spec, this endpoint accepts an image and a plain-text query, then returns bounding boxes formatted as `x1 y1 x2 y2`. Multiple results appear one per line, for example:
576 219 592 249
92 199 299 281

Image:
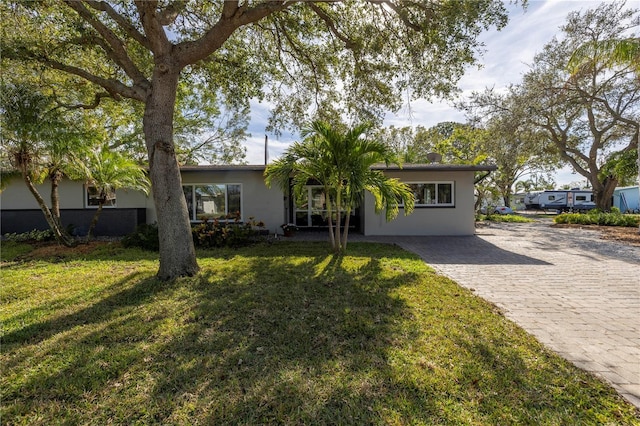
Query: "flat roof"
179 164 267 172
371 163 497 172
179 163 497 172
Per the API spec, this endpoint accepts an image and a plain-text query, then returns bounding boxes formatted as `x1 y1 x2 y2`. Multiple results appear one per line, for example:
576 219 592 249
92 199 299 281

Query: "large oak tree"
519 2 638 210
2 1 511 279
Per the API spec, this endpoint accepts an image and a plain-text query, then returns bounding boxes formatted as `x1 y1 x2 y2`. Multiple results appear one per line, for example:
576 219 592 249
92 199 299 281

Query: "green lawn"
2 241 639 425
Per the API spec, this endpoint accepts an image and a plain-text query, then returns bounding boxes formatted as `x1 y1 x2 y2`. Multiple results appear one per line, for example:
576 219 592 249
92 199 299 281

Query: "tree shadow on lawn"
2 271 162 347
395 236 552 266
449 325 635 425
2 243 636 424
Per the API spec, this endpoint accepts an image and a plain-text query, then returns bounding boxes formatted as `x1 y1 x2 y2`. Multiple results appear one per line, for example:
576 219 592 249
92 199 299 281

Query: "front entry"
293 185 359 230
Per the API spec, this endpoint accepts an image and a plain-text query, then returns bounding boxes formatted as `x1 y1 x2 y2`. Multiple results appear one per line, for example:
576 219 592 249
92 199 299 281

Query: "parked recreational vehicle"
511 193 526 210
523 192 542 210
538 189 595 212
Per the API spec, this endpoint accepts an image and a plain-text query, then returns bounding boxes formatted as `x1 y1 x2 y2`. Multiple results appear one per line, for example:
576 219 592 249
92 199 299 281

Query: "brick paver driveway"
390 221 640 408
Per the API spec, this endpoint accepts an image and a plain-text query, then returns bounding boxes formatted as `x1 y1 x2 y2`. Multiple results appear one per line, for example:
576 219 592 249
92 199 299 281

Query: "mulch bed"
552 223 640 247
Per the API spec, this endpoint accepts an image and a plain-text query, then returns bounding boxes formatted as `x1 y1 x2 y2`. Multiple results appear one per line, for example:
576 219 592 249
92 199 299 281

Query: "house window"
85 185 116 208
182 184 242 221
404 182 455 207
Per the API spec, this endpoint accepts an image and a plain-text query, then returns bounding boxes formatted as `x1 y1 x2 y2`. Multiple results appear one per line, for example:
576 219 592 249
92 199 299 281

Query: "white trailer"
538 189 595 212
523 192 542 210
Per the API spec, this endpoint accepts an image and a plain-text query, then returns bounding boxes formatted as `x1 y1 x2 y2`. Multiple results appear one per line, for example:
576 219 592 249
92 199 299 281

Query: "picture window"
182 184 242 221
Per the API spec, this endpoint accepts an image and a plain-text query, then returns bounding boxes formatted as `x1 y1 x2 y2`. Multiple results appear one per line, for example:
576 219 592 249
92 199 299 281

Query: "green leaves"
3 0 513 131
265 120 413 251
82 146 150 197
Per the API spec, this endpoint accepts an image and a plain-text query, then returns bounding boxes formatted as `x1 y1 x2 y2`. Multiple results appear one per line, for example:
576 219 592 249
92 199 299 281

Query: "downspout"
264 134 268 165
474 171 492 185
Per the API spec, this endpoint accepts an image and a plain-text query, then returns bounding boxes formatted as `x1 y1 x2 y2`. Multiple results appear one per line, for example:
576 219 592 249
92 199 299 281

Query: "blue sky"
243 0 618 188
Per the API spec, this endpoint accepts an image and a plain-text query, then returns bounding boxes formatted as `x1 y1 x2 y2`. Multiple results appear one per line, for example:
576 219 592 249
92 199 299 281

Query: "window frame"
85 184 117 209
401 181 455 208
182 183 243 222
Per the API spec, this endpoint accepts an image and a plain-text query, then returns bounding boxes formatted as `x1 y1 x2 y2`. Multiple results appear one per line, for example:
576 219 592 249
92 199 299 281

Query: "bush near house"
121 223 161 251
555 209 640 227
3 228 56 243
191 214 266 248
122 214 267 251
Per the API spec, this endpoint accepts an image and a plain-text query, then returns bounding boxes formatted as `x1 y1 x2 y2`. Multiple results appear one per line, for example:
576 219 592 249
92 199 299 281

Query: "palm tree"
80 147 150 241
265 120 414 252
569 37 640 78
1 84 83 247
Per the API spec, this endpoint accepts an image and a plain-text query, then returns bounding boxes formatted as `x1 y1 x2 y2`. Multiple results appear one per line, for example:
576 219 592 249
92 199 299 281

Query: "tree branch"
134 1 171 56
64 1 149 89
34 53 146 102
52 91 112 110
175 1 297 67
158 1 186 26
83 0 151 50
308 3 356 49
380 0 423 32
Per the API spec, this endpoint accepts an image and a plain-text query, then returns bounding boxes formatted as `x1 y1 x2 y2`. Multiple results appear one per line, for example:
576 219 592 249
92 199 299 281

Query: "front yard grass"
2 241 638 425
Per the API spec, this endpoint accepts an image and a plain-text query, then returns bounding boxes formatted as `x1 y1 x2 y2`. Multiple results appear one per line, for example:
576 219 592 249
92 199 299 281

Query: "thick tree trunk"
144 68 199 280
503 194 511 208
592 176 618 211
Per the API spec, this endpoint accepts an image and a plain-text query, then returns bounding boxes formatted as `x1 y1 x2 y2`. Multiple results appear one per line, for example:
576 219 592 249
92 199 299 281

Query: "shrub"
123 215 267 251
121 223 160 251
478 214 533 223
555 210 639 227
3 229 55 243
192 214 266 248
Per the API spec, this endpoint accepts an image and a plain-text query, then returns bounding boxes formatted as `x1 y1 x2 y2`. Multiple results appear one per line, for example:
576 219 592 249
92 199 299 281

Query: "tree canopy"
464 1 639 210
2 0 513 279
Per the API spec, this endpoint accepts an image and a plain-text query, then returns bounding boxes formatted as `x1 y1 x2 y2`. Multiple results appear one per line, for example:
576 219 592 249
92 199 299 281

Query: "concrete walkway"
293 223 640 407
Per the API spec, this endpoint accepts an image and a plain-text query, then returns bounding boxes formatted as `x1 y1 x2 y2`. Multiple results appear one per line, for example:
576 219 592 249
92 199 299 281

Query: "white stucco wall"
0 178 150 210
1 170 283 233
1 179 82 209
363 170 476 236
2 167 481 236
